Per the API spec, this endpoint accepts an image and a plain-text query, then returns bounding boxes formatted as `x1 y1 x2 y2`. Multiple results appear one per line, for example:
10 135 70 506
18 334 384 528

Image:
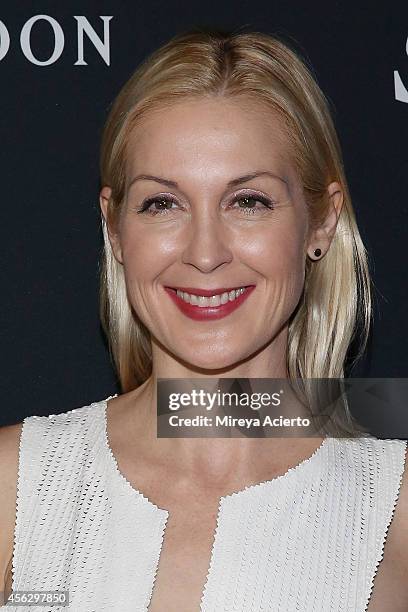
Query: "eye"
230 194 275 215
136 196 177 216
136 192 275 217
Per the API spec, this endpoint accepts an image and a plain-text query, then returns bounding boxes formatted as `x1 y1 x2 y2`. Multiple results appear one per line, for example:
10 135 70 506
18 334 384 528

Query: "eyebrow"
127 170 288 191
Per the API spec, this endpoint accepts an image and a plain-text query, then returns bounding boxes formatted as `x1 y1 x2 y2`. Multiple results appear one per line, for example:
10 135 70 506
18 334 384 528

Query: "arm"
367 446 408 610
0 422 23 603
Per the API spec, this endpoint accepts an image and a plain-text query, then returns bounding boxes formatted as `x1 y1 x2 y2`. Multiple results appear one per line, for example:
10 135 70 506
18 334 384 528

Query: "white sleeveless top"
3 394 407 612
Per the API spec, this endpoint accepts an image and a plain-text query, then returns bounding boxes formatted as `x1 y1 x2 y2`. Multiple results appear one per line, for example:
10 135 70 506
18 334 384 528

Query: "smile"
164 285 256 321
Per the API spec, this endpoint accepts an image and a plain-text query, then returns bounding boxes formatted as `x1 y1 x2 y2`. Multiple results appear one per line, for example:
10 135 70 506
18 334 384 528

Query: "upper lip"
167 285 253 297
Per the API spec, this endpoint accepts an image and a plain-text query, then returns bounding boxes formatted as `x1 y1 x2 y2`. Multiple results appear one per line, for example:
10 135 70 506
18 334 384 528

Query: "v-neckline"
100 394 330 610
101 395 329 513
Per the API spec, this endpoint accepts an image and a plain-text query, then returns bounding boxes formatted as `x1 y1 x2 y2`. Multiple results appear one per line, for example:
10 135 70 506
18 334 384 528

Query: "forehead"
125 97 295 182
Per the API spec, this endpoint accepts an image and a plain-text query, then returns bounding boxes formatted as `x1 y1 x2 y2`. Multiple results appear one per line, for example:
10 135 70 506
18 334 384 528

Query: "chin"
179 350 246 373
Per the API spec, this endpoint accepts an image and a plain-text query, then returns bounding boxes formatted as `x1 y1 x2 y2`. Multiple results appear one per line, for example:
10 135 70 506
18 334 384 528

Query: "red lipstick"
168 286 243 297
164 285 256 321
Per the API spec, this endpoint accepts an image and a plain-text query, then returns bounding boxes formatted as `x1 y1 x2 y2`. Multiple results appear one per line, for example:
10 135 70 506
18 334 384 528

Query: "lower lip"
164 286 256 321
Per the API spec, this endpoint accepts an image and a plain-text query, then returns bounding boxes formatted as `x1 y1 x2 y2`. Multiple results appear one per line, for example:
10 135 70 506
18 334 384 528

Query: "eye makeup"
135 189 276 217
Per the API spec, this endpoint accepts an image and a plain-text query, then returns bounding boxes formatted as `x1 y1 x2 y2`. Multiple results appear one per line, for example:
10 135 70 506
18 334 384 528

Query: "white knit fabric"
2 394 406 611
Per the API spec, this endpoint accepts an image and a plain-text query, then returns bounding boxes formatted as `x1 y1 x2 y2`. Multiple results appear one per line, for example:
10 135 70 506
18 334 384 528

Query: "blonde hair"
99 27 373 437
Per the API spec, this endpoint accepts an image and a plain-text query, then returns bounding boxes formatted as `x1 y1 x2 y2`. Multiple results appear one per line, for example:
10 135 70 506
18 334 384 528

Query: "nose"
181 210 233 273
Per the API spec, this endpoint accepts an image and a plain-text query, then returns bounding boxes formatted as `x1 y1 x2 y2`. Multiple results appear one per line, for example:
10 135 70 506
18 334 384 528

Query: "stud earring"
314 248 322 258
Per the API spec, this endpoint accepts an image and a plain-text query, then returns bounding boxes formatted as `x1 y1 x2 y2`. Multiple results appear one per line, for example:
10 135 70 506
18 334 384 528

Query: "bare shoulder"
0 421 24 591
383 444 408 584
364 442 408 611
384 447 408 568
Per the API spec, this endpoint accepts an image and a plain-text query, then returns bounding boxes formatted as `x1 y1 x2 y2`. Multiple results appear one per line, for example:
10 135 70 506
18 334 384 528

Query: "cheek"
119 216 306 301
118 226 179 323
120 225 175 279
247 228 306 313
243 223 305 276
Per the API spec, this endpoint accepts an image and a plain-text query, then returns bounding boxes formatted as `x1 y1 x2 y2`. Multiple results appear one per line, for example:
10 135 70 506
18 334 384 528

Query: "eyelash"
135 193 275 217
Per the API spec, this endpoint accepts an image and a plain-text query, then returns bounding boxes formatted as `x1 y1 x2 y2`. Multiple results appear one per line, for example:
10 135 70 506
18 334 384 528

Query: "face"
100 97 340 374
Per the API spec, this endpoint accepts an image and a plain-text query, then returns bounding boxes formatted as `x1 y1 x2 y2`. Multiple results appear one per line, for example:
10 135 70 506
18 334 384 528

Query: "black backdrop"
1 2 407 437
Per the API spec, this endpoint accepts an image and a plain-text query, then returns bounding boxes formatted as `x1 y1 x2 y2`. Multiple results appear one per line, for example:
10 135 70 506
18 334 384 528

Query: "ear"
99 186 123 264
306 181 344 260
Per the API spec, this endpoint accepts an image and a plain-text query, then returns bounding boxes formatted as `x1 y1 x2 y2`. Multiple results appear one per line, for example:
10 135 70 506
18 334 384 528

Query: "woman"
1 28 407 611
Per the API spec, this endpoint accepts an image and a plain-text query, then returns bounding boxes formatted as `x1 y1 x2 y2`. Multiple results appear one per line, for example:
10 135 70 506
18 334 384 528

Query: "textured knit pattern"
2 394 407 611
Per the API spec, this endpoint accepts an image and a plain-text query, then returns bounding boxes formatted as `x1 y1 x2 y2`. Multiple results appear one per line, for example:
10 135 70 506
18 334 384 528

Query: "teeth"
176 287 246 307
